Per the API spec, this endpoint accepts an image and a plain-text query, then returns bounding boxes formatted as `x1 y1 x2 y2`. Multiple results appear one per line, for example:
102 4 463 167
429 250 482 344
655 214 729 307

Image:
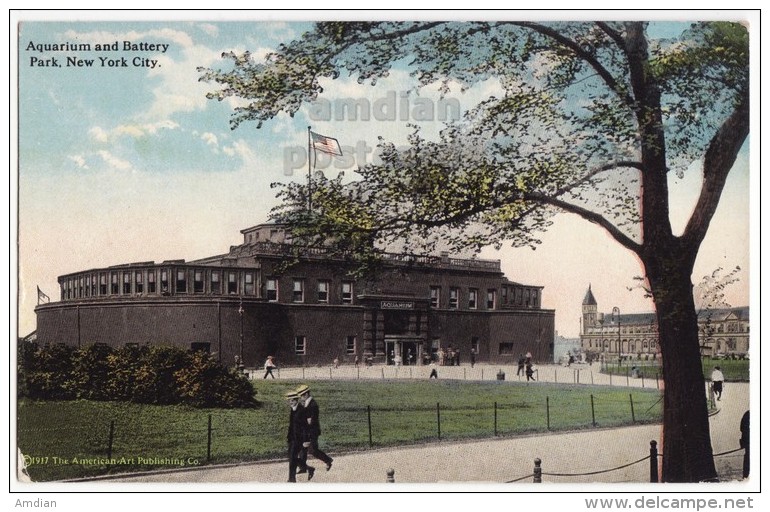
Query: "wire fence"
18 392 662 481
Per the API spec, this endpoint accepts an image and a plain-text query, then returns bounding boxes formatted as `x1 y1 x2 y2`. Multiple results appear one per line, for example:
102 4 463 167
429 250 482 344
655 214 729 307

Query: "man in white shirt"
711 366 725 401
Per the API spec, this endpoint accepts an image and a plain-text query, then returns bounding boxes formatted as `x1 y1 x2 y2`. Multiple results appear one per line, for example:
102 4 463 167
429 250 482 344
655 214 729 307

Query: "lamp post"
238 299 244 372
612 306 621 357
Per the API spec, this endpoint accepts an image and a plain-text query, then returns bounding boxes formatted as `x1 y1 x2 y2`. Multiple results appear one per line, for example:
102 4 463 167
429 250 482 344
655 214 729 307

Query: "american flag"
310 131 343 156
37 286 50 304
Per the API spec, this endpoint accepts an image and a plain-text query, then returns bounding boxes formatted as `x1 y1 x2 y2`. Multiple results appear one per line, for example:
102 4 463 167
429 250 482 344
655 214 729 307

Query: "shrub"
174 351 256 408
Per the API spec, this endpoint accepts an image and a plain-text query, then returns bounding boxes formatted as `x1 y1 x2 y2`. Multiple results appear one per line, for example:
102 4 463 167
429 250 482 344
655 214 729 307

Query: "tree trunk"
646 257 718 482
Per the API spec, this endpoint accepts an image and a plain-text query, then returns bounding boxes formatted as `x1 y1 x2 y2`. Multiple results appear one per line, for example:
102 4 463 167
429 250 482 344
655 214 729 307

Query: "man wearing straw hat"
296 384 334 471
285 390 313 482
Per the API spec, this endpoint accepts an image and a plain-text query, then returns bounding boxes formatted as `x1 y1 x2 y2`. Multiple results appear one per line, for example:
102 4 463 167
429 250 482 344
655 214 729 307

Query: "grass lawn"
600 358 749 381
17 379 662 482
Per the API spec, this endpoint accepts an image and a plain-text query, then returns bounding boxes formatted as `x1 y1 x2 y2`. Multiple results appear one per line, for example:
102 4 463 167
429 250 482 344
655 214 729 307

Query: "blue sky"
15 17 755 338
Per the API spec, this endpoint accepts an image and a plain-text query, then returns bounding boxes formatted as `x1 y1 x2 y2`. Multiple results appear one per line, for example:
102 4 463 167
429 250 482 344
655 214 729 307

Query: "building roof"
582 285 597 306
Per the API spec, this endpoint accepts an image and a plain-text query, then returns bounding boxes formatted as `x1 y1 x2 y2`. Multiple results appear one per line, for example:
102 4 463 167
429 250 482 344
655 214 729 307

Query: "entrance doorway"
402 341 418 366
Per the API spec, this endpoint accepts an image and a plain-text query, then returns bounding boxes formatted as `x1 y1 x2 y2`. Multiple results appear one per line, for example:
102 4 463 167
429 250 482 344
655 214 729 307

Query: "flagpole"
307 126 313 212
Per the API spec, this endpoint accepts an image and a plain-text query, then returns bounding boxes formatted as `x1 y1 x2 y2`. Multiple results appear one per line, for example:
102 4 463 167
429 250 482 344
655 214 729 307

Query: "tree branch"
681 88 749 249
505 21 637 110
525 192 642 253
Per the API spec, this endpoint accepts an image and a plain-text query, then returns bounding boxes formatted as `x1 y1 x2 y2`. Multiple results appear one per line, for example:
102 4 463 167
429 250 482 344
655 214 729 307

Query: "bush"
18 343 256 408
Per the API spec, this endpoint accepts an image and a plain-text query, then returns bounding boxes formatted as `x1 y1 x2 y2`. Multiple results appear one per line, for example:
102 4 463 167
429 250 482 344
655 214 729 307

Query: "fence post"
494 401 498 436
591 371 594 385
481 368 484 380
590 394 596 427
609 372 613 386
357 367 360 379
629 394 636 423
107 420 115 460
207 414 212 461
330 367 333 379
554 368 557 383
546 396 550 430
641 373 645 388
649 440 659 483
626 368 630 387
533 458 542 483
386 468 395 483
436 402 441 440
302 367 305 379
464 368 466 380
381 368 385 380
367 405 373 447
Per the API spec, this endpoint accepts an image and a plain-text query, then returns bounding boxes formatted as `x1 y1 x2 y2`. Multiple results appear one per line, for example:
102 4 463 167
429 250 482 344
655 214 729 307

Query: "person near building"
285 390 312 482
516 354 526 376
428 361 438 379
470 348 476 368
296 384 334 471
526 362 536 382
740 410 750 478
263 356 277 379
710 366 725 400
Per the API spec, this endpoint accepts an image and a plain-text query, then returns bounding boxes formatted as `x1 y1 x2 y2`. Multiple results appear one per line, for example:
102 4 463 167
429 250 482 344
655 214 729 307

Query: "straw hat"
295 384 310 395
284 390 299 399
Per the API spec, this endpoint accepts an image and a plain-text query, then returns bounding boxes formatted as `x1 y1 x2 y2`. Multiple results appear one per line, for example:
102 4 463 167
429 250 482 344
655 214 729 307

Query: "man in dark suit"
296 384 334 471
285 390 313 482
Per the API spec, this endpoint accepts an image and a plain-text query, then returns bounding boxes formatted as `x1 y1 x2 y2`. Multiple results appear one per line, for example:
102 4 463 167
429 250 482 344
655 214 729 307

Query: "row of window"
60 269 540 311
60 268 256 300
584 339 659 351
293 335 357 356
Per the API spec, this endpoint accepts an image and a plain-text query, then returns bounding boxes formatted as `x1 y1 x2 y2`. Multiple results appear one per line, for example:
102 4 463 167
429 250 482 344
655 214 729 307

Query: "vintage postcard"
12 10 759 504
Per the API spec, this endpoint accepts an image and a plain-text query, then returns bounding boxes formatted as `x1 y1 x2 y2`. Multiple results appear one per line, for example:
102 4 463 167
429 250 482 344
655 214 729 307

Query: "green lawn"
17 379 662 482
600 358 749 381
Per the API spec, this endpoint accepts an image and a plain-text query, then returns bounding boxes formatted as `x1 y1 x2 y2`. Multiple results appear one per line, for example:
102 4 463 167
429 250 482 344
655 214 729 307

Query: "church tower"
582 284 598 335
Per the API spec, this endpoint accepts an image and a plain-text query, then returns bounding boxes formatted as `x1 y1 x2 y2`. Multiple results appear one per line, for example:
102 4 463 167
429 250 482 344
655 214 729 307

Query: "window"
91 274 97 296
487 289 496 309
135 271 143 293
502 286 508 304
295 335 307 355
227 272 238 294
190 342 211 354
79 277 84 297
468 289 478 309
160 270 169 294
211 271 220 294
449 288 459 309
244 272 255 295
293 280 304 303
176 270 187 293
147 270 156 293
430 286 441 308
85 275 91 297
531 289 539 307
111 274 119 294
123 272 132 294
341 282 353 304
194 270 205 293
100 274 107 295
498 342 514 355
471 336 479 354
317 281 329 303
60 283 65 301
346 336 356 355
266 278 278 302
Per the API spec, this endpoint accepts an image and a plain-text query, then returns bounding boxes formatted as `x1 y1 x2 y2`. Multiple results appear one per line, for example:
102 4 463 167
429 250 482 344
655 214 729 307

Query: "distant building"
579 285 749 359
34 222 555 366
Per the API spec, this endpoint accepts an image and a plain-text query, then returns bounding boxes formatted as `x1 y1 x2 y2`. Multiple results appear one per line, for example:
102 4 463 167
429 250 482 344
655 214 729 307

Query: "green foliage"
18 344 256 408
17 380 662 481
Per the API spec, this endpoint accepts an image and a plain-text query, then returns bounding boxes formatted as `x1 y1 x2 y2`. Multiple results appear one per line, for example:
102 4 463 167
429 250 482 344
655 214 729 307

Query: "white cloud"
68 154 89 169
97 150 132 171
201 132 218 146
198 23 219 37
88 126 110 143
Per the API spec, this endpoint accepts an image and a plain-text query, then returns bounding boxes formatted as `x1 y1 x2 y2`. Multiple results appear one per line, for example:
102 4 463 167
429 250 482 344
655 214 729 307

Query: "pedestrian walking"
516 354 525 376
740 410 750 478
428 361 438 379
710 366 725 400
470 348 476 368
296 384 334 471
526 362 536 382
284 390 312 482
263 356 277 379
